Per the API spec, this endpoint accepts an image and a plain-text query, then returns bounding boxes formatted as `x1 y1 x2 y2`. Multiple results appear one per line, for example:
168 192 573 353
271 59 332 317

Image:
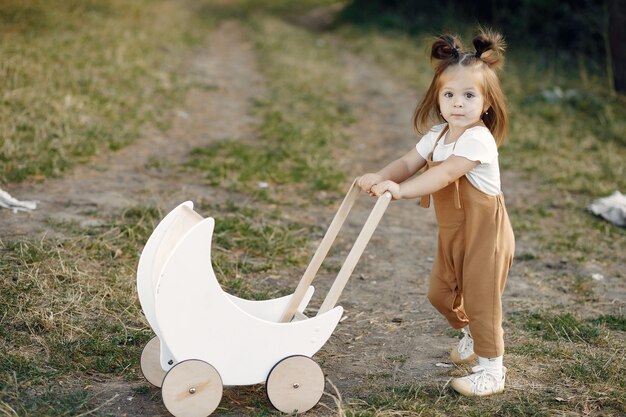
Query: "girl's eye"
444 92 453 98
465 92 475 98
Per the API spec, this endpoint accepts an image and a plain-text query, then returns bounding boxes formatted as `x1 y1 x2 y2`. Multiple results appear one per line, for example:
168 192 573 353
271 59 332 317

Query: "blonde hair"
412 28 509 146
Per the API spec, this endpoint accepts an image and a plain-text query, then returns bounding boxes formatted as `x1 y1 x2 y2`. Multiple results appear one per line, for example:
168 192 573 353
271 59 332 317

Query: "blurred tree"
609 0 626 92
340 0 614 84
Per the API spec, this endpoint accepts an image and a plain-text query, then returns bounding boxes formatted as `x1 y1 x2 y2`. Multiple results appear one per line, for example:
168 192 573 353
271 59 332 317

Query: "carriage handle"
279 177 392 322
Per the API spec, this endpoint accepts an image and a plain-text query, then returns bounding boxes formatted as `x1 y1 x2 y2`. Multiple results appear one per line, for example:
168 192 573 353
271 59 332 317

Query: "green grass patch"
196 200 312 299
10 388 92 417
211 202 307 263
504 86 626 196
506 308 626 408
187 109 345 198
590 314 626 332
560 349 624 385
506 341 565 359
509 311 603 344
507 196 625 264
47 323 151 374
505 310 626 414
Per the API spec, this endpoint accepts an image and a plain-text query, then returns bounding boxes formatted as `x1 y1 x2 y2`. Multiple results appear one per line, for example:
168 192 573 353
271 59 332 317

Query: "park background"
1 0 625 416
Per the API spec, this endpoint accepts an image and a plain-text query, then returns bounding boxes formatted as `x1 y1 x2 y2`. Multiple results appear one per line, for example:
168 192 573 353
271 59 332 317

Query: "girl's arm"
358 148 426 194
371 155 478 199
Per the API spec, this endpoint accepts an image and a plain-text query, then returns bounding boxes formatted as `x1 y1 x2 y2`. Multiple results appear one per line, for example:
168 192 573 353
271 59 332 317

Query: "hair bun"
431 35 463 62
472 28 506 69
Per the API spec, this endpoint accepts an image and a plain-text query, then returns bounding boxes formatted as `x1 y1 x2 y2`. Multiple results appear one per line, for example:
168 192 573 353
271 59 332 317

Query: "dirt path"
2 17 618 417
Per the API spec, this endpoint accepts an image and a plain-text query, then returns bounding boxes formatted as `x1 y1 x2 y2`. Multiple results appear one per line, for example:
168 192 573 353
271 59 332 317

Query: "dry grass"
0 207 158 415
0 0 204 183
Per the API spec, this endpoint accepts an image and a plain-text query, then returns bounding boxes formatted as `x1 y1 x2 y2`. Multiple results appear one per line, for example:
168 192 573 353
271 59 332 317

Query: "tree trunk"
609 0 626 93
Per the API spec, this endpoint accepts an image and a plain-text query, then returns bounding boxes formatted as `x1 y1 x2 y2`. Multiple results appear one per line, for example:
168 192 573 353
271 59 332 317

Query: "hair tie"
475 50 482 59
452 47 459 59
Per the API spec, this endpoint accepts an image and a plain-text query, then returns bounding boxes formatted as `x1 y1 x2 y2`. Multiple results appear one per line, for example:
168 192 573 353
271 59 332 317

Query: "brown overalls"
420 128 515 358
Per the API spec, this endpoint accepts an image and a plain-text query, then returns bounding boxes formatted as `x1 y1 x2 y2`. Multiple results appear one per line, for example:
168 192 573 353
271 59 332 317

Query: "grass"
0 207 157 415
509 311 604 344
340 311 625 416
0 0 210 183
190 0 342 21
591 314 626 331
334 26 434 90
344 389 559 417
198 200 313 298
186 109 346 201
504 310 626 415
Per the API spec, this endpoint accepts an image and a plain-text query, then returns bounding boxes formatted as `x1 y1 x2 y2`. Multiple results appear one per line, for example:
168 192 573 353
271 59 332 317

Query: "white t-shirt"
415 124 501 195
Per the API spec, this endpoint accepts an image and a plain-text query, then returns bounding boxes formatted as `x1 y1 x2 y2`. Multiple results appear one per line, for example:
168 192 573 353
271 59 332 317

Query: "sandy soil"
2 17 622 417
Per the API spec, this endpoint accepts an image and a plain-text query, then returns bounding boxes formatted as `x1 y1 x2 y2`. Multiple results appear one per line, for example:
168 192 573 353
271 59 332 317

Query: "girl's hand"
371 180 401 200
357 173 383 196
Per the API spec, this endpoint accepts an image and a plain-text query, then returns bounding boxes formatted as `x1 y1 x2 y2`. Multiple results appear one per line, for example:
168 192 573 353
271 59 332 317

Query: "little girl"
358 29 515 397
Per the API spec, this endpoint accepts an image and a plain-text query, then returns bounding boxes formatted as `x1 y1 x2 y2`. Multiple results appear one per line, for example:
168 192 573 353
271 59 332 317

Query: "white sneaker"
451 366 506 397
450 327 477 364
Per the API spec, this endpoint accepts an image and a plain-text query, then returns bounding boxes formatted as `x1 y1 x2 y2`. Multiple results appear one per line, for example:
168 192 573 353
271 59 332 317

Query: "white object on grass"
436 362 453 368
591 273 604 281
588 191 626 227
0 188 37 213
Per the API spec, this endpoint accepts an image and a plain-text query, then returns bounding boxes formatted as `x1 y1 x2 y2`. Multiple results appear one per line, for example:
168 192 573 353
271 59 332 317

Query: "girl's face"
438 65 490 132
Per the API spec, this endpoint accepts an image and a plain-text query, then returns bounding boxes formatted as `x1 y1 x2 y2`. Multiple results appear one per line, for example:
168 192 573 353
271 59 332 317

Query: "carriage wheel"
161 359 223 417
266 355 325 414
140 336 166 387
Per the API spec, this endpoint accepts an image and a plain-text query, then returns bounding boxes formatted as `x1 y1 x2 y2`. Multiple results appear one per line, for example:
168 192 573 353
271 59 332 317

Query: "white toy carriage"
136 179 391 416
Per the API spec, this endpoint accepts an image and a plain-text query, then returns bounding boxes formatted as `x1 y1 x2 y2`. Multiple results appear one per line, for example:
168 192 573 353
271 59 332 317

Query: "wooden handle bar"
317 191 391 315
279 178 392 322
279 178 362 322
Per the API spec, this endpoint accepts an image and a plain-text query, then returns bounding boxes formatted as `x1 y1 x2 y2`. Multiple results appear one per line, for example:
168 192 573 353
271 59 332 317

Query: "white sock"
478 355 503 379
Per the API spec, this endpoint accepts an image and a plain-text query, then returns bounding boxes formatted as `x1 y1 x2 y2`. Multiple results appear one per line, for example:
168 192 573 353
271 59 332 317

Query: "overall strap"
450 134 463 209
453 179 462 209
420 126 448 208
